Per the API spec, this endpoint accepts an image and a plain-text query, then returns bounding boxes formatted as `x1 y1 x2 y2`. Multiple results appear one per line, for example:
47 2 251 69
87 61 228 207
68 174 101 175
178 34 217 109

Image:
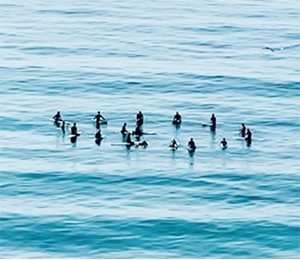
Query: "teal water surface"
0 0 300 258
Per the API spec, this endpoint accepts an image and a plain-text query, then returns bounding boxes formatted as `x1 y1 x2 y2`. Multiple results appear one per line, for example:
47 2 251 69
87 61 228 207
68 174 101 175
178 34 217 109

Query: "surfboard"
49 118 60 122
172 119 181 125
111 142 132 146
168 142 179 150
201 122 223 127
91 118 108 124
201 123 212 127
67 131 82 138
49 118 72 125
143 132 157 135
187 146 196 153
49 118 62 126
220 143 228 149
234 136 246 140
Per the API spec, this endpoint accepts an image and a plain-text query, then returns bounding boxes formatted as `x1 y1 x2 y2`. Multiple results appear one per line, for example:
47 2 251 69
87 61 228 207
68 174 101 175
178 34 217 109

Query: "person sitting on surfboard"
94 111 106 123
71 123 78 136
240 123 246 137
220 138 228 147
169 139 179 148
125 133 135 146
120 123 128 136
210 113 216 128
136 140 149 148
53 111 62 122
188 138 196 151
245 129 252 140
173 112 182 124
245 129 252 145
133 125 143 139
136 111 144 126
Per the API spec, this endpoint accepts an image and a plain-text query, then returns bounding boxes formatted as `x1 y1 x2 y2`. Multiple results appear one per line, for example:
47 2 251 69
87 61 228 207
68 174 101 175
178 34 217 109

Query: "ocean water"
0 0 300 258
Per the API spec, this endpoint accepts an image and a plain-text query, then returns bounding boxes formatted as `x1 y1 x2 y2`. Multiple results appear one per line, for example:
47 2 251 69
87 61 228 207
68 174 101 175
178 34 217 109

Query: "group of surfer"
240 123 252 144
52 110 253 149
120 111 149 148
201 113 252 147
169 112 252 150
53 111 82 142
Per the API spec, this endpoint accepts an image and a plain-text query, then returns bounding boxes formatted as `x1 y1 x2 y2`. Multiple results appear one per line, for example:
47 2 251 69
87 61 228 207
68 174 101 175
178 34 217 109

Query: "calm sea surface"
0 0 300 258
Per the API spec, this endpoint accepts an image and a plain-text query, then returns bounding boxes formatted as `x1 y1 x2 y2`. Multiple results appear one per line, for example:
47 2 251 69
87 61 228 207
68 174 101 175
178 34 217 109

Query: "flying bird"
263 46 275 52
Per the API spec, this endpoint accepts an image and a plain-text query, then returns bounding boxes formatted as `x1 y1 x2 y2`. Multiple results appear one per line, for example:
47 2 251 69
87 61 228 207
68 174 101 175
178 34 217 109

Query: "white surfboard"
67 130 82 138
220 143 228 149
187 146 196 153
111 142 132 146
201 122 223 127
91 117 108 124
234 136 246 140
143 132 157 135
49 118 72 125
168 142 179 150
